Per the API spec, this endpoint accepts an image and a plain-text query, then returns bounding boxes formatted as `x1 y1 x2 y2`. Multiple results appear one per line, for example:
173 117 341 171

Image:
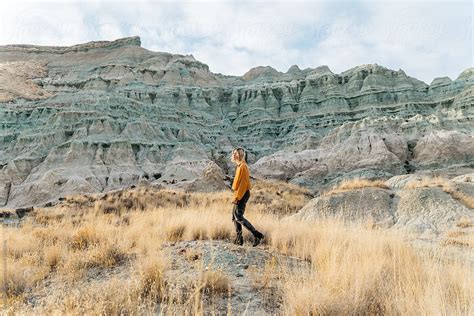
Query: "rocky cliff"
0 36 473 208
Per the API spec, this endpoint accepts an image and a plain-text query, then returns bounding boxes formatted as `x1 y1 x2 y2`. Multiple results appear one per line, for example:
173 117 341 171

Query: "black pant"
232 190 259 239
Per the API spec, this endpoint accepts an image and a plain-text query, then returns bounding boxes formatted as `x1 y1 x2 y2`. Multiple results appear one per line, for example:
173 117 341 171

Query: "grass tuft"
323 178 388 196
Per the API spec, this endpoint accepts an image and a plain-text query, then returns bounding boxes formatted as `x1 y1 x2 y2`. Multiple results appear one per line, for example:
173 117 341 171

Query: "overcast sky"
0 0 472 83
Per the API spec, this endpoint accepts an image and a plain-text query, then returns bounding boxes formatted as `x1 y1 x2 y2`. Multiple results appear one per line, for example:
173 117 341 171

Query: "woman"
231 147 264 246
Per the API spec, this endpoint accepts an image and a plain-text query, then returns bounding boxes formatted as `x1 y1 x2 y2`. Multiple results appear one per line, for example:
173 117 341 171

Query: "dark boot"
252 232 264 247
234 235 243 246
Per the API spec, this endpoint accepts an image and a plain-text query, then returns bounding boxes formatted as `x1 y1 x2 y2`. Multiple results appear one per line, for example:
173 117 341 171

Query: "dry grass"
136 256 167 301
1 184 472 314
323 178 389 196
444 185 474 209
0 257 48 300
441 231 474 249
199 270 230 295
184 248 201 262
208 225 232 240
447 231 467 238
43 244 63 270
405 176 474 209
405 176 448 189
457 217 473 228
58 182 311 218
441 239 471 248
278 220 473 315
165 223 187 242
68 225 100 250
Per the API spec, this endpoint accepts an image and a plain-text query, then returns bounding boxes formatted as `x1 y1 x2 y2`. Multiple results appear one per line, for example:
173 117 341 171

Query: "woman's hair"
231 147 246 163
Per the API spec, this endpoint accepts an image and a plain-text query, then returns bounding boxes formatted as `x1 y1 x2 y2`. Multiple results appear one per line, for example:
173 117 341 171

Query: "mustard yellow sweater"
232 161 251 202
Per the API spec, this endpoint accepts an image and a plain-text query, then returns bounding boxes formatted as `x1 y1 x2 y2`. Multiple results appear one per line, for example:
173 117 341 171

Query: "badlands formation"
0 36 473 237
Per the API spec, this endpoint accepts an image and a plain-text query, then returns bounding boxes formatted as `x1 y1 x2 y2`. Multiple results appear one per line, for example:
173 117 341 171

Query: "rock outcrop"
290 188 395 226
289 176 474 237
0 36 472 208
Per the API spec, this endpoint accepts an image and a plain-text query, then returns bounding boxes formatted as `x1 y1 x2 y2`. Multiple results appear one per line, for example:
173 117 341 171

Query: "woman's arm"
233 164 249 202
232 165 241 192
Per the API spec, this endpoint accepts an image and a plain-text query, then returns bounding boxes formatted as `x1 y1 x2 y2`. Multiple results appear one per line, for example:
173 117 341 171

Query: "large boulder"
175 161 229 193
393 187 473 234
288 188 394 226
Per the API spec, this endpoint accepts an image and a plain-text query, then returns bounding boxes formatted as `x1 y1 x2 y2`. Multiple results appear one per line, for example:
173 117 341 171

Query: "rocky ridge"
0 36 473 208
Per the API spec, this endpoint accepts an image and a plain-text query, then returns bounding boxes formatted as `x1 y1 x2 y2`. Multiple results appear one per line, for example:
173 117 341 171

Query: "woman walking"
231 147 264 247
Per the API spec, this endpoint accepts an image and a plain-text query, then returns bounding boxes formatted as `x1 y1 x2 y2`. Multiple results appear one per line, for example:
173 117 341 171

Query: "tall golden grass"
1 185 472 314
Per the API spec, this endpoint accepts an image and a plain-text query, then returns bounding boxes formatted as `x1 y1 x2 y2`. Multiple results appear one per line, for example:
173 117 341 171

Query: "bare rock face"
393 187 472 233
290 181 474 237
0 36 473 208
289 188 395 226
175 161 229 193
413 131 474 168
242 66 282 82
0 61 52 102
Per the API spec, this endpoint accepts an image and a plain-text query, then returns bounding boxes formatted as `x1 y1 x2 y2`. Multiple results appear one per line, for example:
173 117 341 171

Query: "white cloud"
0 0 471 82
358 1 472 82
0 2 90 45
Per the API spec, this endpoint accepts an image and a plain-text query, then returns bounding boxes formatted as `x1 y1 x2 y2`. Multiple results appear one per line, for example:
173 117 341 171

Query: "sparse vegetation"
442 230 474 249
443 184 474 209
405 176 474 209
0 184 472 314
323 178 389 196
457 217 473 228
199 270 230 295
404 176 448 189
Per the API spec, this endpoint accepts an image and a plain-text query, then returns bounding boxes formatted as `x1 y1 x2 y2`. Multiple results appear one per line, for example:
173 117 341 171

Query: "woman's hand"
232 199 238 205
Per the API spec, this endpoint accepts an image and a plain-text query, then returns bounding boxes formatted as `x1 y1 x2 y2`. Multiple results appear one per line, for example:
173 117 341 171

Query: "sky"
0 0 472 84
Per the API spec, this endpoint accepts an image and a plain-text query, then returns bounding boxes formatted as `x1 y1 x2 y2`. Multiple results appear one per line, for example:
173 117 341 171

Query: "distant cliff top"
1 36 471 87
0 36 141 54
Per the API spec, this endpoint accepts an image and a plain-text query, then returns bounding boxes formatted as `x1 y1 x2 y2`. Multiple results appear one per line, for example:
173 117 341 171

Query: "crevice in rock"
148 92 156 104
271 88 283 116
299 80 306 94
441 99 454 108
15 207 33 219
186 91 192 107
131 143 140 162
383 190 400 228
404 140 417 174
261 90 268 109
2 182 11 207
172 91 179 107
54 179 66 186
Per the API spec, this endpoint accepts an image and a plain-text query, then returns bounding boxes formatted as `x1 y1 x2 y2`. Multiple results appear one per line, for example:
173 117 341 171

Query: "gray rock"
288 188 395 225
394 187 472 234
289 184 473 236
0 36 472 208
